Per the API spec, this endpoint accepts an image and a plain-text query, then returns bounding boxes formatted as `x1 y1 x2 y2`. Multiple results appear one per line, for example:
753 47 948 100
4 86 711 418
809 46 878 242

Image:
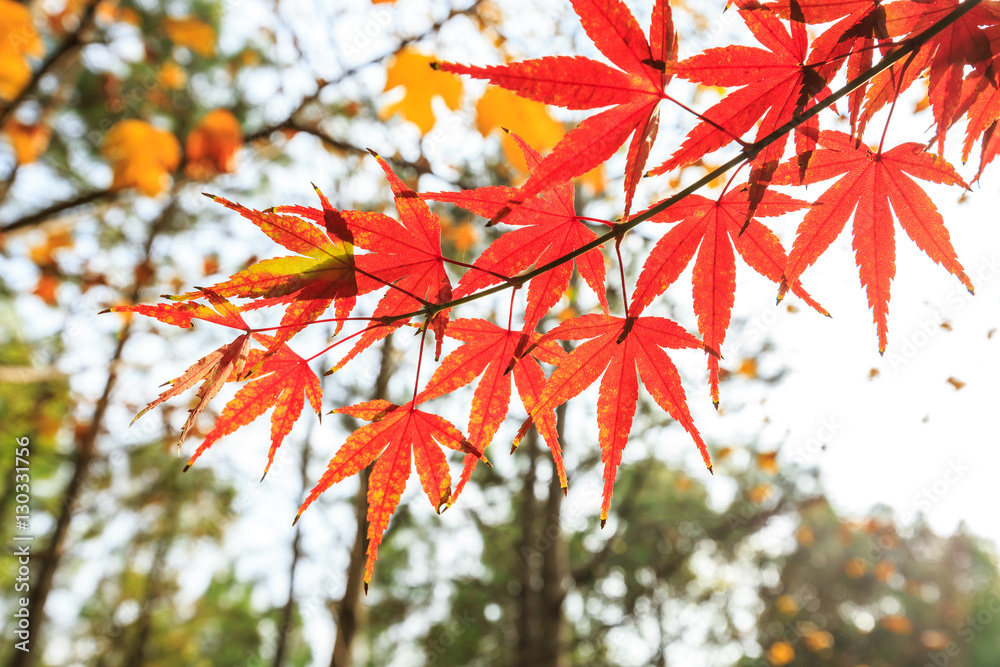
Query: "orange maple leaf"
296 400 483 590
111 291 254 448
516 314 714 525
416 318 568 504
184 334 323 477
772 130 973 353
436 0 678 218
179 187 357 354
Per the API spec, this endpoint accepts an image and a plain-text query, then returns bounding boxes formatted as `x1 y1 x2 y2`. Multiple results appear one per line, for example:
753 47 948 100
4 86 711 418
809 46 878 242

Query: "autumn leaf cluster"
110 0 998 587
1 4 239 193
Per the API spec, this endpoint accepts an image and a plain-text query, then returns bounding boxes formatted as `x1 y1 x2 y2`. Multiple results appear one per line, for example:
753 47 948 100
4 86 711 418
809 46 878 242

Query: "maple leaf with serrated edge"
630 187 827 407
771 130 974 354
766 0 890 137
952 25 1000 180
414 318 568 504
858 0 1000 152
300 151 454 373
434 0 676 219
183 333 322 477
173 187 356 359
650 0 833 223
107 290 253 447
295 400 483 591
105 296 248 329
515 314 713 525
422 132 608 330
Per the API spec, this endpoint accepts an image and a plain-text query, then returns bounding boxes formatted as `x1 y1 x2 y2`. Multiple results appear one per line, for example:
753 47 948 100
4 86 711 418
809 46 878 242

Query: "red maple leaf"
109 290 254 447
176 189 356 355
434 0 677 218
295 399 483 590
516 314 714 525
771 130 974 353
953 25 1000 180
301 152 455 372
858 0 1000 151
422 133 608 330
183 334 323 477
415 318 568 503
649 0 833 223
630 187 827 406
765 0 890 137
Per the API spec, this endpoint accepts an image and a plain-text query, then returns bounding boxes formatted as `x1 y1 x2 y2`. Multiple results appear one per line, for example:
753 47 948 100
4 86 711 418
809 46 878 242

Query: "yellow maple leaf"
34 273 61 306
474 87 605 191
577 164 606 194
737 357 758 378
103 120 181 196
164 17 216 57
476 87 563 169
379 48 462 135
0 0 44 100
185 109 242 179
3 121 51 164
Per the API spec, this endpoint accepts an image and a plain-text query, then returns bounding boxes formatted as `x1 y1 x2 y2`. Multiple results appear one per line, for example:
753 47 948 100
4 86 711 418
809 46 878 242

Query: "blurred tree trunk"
515 402 568 667
515 428 539 666
538 403 568 667
330 335 394 667
123 504 177 666
273 438 311 667
9 419 98 667
8 204 172 667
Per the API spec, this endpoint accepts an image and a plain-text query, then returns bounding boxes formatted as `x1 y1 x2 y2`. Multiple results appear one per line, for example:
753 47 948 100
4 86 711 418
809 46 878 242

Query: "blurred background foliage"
1 0 998 666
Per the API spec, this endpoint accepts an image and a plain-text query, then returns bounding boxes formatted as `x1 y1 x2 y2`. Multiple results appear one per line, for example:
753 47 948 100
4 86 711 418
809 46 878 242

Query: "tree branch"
1 188 113 234
368 0 986 326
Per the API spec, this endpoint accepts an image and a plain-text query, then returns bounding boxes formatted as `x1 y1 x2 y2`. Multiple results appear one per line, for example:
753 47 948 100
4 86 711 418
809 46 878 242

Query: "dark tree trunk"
273 439 312 667
329 335 394 667
122 512 175 666
515 428 539 666
537 403 568 667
